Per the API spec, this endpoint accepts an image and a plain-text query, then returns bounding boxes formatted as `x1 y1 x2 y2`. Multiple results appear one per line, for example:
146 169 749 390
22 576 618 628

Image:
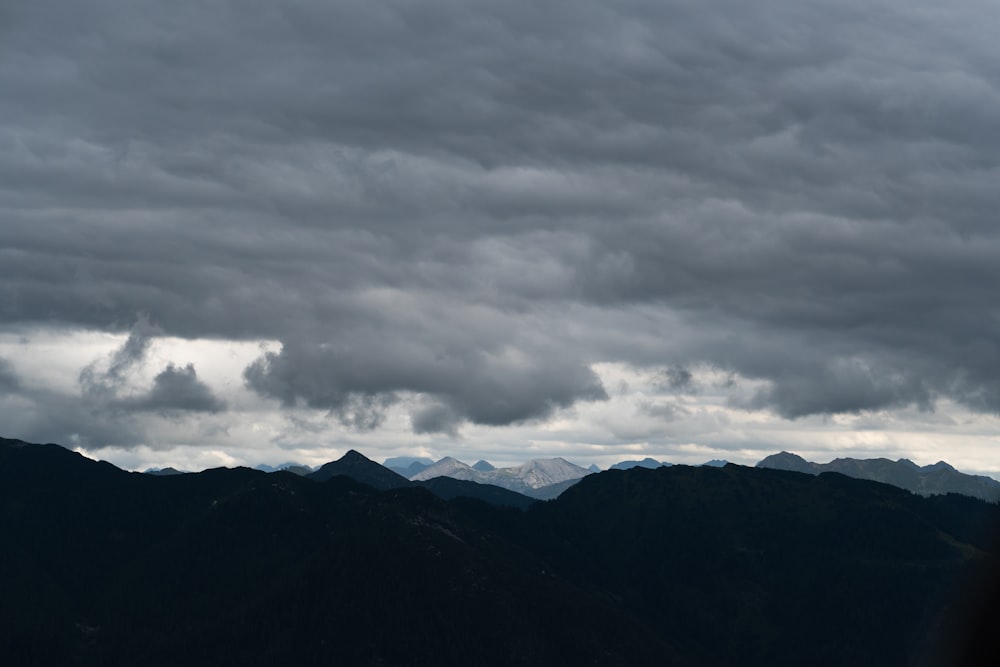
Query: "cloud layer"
2 0 999 465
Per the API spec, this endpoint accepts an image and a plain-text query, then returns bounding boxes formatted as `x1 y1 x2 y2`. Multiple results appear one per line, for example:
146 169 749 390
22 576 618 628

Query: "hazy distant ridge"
757 451 1000 502
410 456 591 494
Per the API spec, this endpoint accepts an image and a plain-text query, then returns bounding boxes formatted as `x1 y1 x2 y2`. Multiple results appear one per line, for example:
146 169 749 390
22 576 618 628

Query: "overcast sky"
3 0 1000 475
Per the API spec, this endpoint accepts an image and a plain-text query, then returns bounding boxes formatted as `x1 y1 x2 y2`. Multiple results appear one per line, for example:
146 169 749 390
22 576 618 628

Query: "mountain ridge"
2 436 999 666
411 456 591 493
757 451 1000 502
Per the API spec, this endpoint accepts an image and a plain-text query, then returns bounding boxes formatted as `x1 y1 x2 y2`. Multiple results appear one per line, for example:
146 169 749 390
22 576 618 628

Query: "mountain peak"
309 450 410 490
436 456 466 465
756 452 813 473
410 457 475 482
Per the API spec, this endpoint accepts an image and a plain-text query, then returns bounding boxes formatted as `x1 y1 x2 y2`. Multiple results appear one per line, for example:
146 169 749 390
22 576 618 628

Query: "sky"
3 0 1000 475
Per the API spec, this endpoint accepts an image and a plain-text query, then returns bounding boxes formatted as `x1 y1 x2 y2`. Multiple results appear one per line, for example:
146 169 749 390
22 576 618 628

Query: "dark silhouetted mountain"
4 437 1000 667
610 457 669 470
308 449 411 490
757 451 1000 502
520 464 1000 667
415 476 535 510
472 459 496 471
0 438 674 666
277 464 312 476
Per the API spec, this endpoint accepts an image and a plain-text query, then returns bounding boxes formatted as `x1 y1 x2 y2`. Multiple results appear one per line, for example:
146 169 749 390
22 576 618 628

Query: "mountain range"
147 449 1000 506
757 451 1000 502
409 456 593 496
309 450 536 509
609 457 672 470
3 435 999 666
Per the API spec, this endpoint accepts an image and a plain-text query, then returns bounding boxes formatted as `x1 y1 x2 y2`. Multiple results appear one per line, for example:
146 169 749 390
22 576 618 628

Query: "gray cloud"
410 403 462 437
244 335 607 430
79 318 160 398
0 358 20 394
745 357 936 419
78 321 226 418
661 366 695 393
121 363 226 415
2 0 1000 449
638 400 687 422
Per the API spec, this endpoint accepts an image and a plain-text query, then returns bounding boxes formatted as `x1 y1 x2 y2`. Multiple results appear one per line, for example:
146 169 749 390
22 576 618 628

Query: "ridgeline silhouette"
2 437 998 666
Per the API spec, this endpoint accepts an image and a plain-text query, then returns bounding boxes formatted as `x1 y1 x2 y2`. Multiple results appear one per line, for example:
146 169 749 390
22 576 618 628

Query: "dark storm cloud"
411 404 462 437
0 361 147 450
244 336 607 429
2 0 1000 439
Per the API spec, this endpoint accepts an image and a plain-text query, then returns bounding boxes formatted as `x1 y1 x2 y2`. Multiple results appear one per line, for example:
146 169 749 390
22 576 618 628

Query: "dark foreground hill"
0 438 670 666
2 437 999 666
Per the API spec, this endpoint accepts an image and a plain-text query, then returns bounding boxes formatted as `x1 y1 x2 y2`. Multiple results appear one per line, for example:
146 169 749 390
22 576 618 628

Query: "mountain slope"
415 476 535 510
0 438 675 666
411 456 480 482
524 477 586 500
519 464 1000 667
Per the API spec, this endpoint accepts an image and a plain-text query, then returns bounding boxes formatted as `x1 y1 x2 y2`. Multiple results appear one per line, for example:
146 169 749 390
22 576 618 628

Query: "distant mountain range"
254 462 314 476
148 449 1000 505
144 452 592 504
143 466 186 476
607 458 730 470
3 435 998 666
410 456 592 496
142 447 1000 507
308 450 536 509
384 455 435 477
610 457 671 470
757 451 1000 502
